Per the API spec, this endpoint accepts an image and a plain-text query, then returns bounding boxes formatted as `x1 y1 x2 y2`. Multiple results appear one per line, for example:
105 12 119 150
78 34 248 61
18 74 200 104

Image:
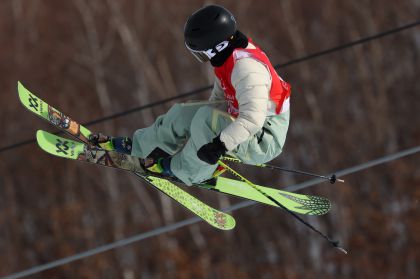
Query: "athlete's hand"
197 135 227 165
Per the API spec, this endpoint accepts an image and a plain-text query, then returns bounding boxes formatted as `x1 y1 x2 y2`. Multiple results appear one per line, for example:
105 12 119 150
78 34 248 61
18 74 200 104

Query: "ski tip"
36 130 47 147
17 80 25 92
35 130 79 159
17 80 23 92
216 215 236 231
36 130 57 154
17 81 29 103
35 129 44 139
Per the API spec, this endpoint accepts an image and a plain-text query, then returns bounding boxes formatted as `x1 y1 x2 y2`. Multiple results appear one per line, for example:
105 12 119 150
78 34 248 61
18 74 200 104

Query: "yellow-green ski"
36 130 236 230
18 81 91 142
19 81 330 225
20 81 235 230
200 177 330 215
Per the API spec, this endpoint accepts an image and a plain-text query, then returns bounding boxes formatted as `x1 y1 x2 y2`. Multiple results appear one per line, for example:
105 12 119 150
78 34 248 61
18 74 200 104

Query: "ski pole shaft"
217 160 348 254
259 164 345 183
222 157 344 184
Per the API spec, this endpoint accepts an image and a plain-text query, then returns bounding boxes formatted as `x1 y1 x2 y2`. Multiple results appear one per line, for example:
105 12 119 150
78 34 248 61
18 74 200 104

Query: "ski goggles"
185 43 214 63
185 41 230 63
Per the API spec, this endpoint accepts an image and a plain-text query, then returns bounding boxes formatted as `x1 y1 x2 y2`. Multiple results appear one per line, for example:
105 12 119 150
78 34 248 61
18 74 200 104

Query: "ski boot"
89 132 132 154
198 164 227 187
142 157 173 176
140 148 180 181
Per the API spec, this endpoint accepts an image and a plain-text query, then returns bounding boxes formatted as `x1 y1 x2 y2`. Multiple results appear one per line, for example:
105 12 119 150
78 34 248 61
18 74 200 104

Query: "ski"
36 130 235 230
19 82 330 217
37 129 330 216
18 81 93 143
36 130 143 172
199 177 330 216
18 81 235 230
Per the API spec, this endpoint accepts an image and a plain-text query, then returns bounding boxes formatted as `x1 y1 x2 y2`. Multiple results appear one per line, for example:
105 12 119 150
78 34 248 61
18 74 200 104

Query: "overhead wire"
1 17 419 279
0 19 419 154
2 145 419 279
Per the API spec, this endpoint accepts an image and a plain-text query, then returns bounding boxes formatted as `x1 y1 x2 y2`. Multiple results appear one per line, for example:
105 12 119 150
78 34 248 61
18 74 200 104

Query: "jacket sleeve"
220 58 271 151
209 78 225 101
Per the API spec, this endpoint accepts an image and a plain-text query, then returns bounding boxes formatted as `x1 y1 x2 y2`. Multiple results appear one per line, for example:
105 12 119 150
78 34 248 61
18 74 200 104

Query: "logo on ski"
28 94 39 111
55 139 70 155
213 211 227 228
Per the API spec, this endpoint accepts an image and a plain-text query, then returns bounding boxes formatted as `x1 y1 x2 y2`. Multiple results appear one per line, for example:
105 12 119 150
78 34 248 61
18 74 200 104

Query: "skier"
89 5 291 186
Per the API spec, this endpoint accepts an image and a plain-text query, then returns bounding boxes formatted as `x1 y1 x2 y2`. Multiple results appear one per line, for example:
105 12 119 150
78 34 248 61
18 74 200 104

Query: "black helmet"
184 5 237 62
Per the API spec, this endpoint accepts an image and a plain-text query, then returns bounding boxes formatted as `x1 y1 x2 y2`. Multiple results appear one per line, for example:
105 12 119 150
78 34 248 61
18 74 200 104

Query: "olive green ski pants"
131 102 290 185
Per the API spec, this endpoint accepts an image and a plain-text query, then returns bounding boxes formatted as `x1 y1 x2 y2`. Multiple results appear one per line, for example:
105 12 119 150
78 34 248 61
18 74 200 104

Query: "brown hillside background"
0 0 419 278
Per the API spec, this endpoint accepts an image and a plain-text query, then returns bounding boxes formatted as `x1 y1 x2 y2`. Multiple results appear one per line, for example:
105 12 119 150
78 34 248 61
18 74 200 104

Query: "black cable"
1 19 419 154
84 85 212 126
0 86 211 154
275 19 420 68
2 145 419 279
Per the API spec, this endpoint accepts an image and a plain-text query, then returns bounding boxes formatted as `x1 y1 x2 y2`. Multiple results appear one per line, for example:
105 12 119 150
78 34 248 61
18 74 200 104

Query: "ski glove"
197 135 227 165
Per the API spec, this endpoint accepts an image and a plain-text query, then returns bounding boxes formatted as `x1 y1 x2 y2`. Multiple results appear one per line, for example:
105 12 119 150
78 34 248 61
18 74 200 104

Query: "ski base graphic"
18 81 91 142
142 175 235 230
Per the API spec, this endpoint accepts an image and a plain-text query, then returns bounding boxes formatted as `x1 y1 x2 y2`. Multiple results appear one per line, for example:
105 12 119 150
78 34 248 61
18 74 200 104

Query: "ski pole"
222 157 344 184
217 160 348 254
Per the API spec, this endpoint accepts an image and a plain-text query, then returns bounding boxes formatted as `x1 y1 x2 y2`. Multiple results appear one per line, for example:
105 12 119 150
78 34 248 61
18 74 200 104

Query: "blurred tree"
0 0 419 278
